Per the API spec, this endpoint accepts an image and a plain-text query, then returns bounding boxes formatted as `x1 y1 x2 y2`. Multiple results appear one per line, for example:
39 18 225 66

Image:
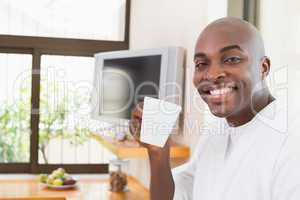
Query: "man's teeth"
209 87 233 95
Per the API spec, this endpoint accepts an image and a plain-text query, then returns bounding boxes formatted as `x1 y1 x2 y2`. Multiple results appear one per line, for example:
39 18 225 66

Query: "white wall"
259 0 300 122
129 0 228 187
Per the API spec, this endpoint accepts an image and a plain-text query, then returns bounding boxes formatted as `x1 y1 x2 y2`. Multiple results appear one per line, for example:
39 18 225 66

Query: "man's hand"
129 102 175 200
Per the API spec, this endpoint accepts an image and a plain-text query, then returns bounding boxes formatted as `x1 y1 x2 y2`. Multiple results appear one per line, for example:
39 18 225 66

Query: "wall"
259 0 300 122
128 0 227 187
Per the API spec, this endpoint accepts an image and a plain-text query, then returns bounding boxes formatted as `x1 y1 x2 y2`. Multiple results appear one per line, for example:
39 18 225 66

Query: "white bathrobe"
173 99 300 200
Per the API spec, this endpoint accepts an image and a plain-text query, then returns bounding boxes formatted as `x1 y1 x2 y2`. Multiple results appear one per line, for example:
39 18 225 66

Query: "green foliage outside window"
0 85 91 164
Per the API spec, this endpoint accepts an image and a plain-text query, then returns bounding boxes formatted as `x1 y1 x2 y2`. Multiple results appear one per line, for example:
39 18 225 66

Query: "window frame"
243 0 259 26
0 0 130 174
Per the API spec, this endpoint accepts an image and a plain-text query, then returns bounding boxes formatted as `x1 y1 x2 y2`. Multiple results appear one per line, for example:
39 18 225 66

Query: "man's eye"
224 57 242 64
195 62 207 69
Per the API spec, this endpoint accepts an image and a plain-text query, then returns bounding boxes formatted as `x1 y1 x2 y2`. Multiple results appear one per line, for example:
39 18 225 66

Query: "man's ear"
261 56 271 79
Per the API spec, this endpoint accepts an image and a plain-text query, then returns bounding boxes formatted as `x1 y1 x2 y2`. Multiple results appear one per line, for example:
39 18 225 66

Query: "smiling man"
193 17 274 126
129 17 300 200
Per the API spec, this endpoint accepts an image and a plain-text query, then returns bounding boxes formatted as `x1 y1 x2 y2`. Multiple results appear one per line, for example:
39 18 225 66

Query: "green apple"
48 174 55 180
57 168 66 174
46 178 54 185
52 169 65 179
38 174 48 183
53 178 64 186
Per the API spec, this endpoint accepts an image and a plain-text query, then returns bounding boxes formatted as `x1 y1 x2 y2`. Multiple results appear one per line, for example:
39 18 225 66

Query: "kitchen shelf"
92 133 190 160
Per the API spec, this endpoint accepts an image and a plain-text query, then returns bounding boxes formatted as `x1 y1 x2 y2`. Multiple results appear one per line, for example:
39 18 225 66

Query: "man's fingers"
131 102 144 119
129 102 144 142
129 118 141 140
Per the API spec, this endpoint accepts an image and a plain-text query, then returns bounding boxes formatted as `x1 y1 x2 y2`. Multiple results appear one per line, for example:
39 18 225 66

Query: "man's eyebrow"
194 45 244 60
194 52 207 60
219 45 244 53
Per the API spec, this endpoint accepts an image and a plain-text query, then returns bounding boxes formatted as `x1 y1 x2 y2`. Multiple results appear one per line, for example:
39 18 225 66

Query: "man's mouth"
199 83 238 102
208 87 234 96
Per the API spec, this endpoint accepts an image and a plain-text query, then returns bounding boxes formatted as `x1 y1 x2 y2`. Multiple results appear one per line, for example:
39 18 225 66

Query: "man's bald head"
196 17 266 62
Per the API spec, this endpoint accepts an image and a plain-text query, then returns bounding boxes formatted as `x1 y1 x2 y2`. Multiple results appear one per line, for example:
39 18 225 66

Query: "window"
0 0 126 41
227 0 259 26
0 54 32 163
0 0 130 173
39 55 115 165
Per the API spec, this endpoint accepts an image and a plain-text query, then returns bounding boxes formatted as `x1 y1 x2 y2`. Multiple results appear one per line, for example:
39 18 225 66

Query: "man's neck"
226 92 275 127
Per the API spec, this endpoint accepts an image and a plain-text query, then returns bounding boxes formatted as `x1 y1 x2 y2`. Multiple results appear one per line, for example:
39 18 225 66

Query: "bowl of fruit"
38 168 77 190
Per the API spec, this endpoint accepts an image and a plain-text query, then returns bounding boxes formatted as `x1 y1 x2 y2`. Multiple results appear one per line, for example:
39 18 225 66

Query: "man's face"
193 27 261 118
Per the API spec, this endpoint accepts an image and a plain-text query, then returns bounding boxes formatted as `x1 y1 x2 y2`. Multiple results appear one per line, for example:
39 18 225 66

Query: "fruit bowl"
38 168 77 190
40 182 78 190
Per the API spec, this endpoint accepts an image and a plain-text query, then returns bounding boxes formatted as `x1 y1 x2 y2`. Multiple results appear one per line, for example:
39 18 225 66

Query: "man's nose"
204 63 226 81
